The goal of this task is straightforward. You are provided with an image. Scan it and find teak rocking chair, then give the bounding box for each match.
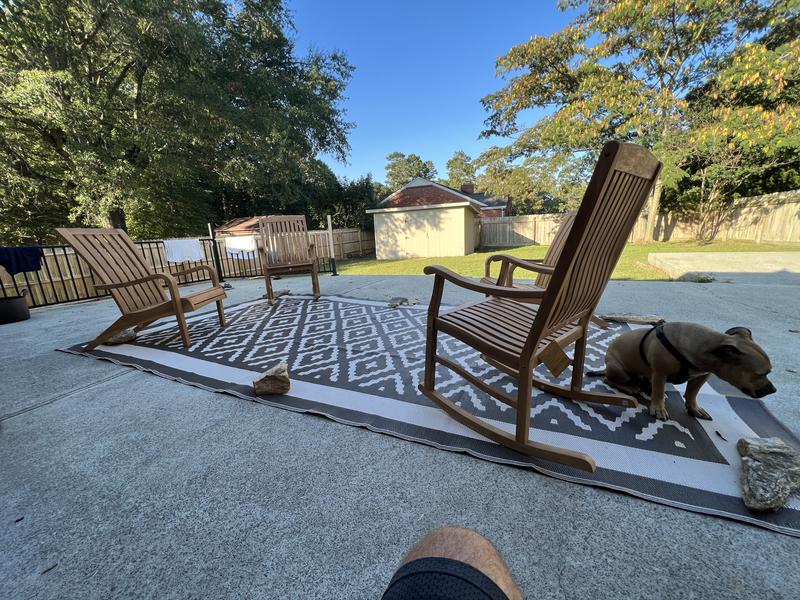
[418,142,662,472]
[481,213,610,329]
[56,228,226,351]
[257,215,320,304]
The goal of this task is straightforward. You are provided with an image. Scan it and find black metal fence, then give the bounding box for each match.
[0,238,333,309]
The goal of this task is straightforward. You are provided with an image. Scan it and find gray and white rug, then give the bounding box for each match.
[61,295,800,536]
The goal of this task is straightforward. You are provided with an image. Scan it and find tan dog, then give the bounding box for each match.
[590,322,776,421]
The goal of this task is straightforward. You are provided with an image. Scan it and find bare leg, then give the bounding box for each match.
[396,527,523,600]
[684,374,712,420]
[648,373,669,421]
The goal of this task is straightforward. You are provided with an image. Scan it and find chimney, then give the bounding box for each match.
[460,183,475,194]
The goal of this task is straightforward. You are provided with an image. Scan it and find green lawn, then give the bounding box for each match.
[338,240,800,281]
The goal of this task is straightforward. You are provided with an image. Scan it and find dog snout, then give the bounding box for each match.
[753,382,776,398]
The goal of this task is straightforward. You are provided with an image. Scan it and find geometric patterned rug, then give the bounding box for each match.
[60,295,800,537]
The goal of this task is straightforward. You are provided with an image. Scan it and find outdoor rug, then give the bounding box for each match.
[61,295,800,537]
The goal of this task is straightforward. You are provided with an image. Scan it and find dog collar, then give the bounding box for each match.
[639,324,703,383]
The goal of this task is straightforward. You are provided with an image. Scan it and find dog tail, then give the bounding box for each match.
[585,369,605,377]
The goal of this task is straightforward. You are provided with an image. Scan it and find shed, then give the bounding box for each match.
[367,178,481,259]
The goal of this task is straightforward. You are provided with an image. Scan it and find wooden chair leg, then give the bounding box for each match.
[174,310,190,347]
[216,299,226,327]
[264,272,275,304]
[311,263,320,300]
[571,333,587,391]
[423,326,438,390]
[515,368,533,444]
[591,315,610,329]
[84,315,132,351]
[133,319,157,332]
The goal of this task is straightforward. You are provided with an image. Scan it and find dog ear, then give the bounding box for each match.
[725,326,752,339]
[712,342,745,360]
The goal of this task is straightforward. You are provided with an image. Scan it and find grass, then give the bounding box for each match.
[338,240,800,281]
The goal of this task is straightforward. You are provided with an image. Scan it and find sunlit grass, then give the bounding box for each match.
[338,240,800,281]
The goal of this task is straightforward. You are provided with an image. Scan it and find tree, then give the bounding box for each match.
[444,150,475,189]
[477,150,590,214]
[658,13,800,239]
[384,152,437,190]
[0,0,352,244]
[480,0,790,235]
[371,180,392,202]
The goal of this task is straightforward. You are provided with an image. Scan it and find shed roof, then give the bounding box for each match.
[215,217,266,235]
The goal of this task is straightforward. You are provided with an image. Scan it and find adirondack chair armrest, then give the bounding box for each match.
[423,265,546,301]
[171,264,220,286]
[96,273,180,299]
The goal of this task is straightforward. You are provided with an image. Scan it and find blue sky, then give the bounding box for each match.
[288,1,576,184]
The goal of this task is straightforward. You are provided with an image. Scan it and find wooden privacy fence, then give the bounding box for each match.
[629,191,800,243]
[480,191,800,247]
[1,228,375,308]
[479,214,568,247]
[307,227,375,260]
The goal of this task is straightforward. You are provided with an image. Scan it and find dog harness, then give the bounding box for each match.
[638,324,703,384]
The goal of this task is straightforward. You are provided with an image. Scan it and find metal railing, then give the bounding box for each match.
[0,238,334,309]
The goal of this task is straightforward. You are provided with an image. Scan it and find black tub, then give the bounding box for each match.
[0,290,30,324]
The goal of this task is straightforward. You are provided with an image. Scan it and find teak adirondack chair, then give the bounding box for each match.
[257,215,320,303]
[418,142,662,472]
[56,228,226,350]
[481,213,610,329]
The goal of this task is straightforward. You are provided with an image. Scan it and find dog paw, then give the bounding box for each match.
[688,406,713,420]
[649,405,670,421]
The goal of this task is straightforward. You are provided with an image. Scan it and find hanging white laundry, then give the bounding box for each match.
[163,238,205,263]
[224,235,257,259]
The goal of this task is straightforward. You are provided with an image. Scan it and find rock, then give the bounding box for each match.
[388,297,419,308]
[262,289,290,304]
[253,362,291,395]
[598,313,665,325]
[737,437,800,511]
[105,328,136,345]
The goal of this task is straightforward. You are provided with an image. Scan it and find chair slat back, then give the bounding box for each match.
[56,228,166,313]
[536,212,576,288]
[258,216,312,267]
[528,142,661,349]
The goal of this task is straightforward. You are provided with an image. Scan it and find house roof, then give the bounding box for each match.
[378,178,486,209]
[468,192,510,209]
[377,178,509,212]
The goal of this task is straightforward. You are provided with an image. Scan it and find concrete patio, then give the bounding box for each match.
[2,273,799,599]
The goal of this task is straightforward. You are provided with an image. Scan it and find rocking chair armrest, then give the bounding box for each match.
[171,264,220,286]
[423,265,545,300]
[96,272,181,299]
[485,254,555,277]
